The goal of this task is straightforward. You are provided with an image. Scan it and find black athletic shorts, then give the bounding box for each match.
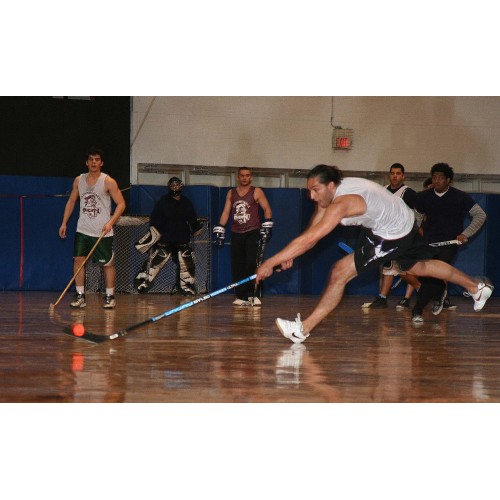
[354,225,439,274]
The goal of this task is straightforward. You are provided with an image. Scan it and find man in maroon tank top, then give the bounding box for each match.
[213,167,273,305]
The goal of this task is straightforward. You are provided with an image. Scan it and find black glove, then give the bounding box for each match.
[213,225,226,246]
[260,219,273,243]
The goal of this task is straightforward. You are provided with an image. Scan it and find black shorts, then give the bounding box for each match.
[354,225,439,274]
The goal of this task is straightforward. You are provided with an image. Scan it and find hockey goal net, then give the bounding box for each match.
[85,215,211,294]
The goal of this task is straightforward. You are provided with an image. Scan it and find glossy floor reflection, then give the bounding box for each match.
[1,291,500,402]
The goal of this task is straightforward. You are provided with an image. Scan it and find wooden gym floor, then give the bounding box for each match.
[1,290,500,402]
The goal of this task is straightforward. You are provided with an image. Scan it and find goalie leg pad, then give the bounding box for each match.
[134,243,172,292]
[135,226,162,254]
[178,244,196,294]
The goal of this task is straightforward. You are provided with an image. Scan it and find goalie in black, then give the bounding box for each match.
[134,177,204,295]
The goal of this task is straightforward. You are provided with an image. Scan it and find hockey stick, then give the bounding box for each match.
[338,241,354,254]
[63,274,257,343]
[339,240,460,287]
[391,277,402,290]
[429,239,461,247]
[249,237,268,306]
[49,231,106,311]
[341,239,461,252]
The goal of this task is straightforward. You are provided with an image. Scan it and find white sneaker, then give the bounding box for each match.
[233,299,250,306]
[248,297,262,306]
[275,313,309,343]
[471,280,494,311]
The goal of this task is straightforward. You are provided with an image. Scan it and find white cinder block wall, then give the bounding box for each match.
[131,96,500,187]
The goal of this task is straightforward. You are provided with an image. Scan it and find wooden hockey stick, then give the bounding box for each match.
[49,231,106,310]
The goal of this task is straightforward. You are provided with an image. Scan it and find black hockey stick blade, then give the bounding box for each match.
[63,326,112,344]
[63,274,257,343]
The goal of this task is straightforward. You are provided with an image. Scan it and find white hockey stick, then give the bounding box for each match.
[429,239,461,247]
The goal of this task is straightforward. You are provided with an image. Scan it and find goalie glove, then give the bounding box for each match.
[260,219,274,243]
[213,225,226,246]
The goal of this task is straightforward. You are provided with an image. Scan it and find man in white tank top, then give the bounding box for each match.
[255,164,493,344]
[58,148,126,309]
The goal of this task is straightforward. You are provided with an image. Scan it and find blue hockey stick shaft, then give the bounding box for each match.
[148,274,257,325]
[338,241,354,254]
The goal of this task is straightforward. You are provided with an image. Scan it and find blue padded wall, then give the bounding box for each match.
[1,175,75,291]
[485,194,500,297]
[1,174,498,296]
[23,197,76,291]
[0,196,21,290]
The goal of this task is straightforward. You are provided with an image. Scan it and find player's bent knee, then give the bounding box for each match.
[103,252,115,267]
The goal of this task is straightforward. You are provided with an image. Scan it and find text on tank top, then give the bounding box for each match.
[230,186,261,233]
[76,172,113,237]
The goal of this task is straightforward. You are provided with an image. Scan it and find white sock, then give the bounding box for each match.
[76,286,84,294]
[106,288,114,296]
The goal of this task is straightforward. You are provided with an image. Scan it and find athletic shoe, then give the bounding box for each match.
[443,298,456,310]
[472,280,494,312]
[233,299,250,306]
[368,296,387,309]
[396,298,410,310]
[248,297,262,306]
[103,294,116,309]
[276,313,309,344]
[432,288,448,316]
[412,313,424,323]
[179,287,196,296]
[70,292,86,308]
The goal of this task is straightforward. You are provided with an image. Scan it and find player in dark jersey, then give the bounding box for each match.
[213,167,273,306]
[411,163,487,322]
[134,177,204,295]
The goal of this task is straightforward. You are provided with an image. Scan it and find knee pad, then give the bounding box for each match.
[178,244,195,291]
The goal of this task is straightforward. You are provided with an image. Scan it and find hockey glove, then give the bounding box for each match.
[213,225,226,246]
[260,219,274,243]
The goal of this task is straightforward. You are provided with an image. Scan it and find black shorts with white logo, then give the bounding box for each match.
[353,225,438,275]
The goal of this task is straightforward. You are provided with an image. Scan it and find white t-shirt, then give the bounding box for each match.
[334,177,414,240]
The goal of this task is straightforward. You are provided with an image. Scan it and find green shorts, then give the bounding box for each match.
[74,232,114,265]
